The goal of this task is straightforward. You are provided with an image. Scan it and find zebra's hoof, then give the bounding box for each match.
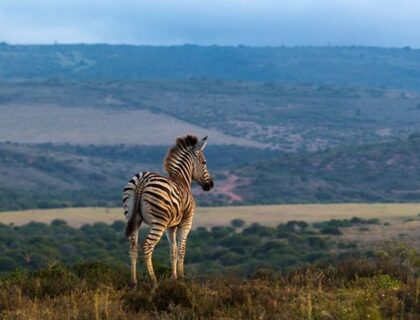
[128,282,137,290]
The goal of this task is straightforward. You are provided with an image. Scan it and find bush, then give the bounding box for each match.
[72,262,129,289]
[123,280,192,312]
[0,257,18,272]
[307,236,328,249]
[51,219,67,227]
[230,218,245,228]
[320,226,342,235]
[13,266,81,298]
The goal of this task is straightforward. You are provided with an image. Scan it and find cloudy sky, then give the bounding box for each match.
[0,0,419,47]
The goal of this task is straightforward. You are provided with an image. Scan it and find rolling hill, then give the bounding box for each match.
[0,142,279,211]
[1,135,420,211]
[1,44,420,89]
[1,44,420,210]
[1,81,420,151]
[233,135,420,203]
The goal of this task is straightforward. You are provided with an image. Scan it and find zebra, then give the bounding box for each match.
[122,134,214,286]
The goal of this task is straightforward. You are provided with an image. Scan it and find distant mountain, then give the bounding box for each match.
[1,44,420,89]
[232,135,420,204]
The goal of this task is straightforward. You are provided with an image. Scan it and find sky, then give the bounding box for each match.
[0,0,419,47]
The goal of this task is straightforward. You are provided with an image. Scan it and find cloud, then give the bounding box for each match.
[0,0,419,47]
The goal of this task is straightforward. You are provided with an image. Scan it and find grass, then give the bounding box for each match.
[1,203,419,228]
[0,244,418,320]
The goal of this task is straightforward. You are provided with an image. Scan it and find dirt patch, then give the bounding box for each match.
[214,173,250,203]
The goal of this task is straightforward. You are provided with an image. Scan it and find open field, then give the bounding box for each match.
[1,203,419,228]
[0,104,262,147]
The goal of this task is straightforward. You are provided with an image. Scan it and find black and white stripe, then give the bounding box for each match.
[123,135,213,285]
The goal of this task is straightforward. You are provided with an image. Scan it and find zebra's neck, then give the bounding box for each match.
[165,152,193,188]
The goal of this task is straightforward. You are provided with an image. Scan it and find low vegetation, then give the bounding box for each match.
[0,243,418,319]
[0,217,400,276]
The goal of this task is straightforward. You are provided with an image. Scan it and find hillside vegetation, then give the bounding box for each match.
[2,136,420,210]
[234,135,420,203]
[0,142,278,211]
[1,44,420,89]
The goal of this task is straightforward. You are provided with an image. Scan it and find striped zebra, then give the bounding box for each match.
[122,135,214,286]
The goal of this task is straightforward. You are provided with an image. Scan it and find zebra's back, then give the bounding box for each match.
[123,171,185,236]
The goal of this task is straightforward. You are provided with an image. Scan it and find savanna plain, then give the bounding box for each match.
[0,44,420,319]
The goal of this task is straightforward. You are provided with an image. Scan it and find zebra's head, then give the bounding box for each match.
[164,134,214,190]
[192,136,214,191]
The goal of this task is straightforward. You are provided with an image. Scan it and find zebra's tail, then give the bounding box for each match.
[123,172,146,238]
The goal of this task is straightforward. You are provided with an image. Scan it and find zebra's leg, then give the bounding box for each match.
[128,228,140,289]
[142,223,166,284]
[165,227,178,280]
[176,223,192,279]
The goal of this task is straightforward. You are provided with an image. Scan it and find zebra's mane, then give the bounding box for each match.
[163,134,198,174]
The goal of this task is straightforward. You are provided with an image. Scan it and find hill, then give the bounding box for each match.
[1,44,420,89]
[0,142,279,211]
[2,136,420,210]
[233,135,420,203]
[1,81,420,150]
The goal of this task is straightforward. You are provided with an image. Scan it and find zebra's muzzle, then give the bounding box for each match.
[202,179,214,191]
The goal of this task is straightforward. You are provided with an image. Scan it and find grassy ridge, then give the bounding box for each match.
[0,245,418,319]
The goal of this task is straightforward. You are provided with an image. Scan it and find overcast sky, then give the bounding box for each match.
[0,0,419,47]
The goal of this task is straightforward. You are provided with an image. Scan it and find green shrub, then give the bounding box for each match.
[320,226,342,235]
[0,257,18,272]
[230,218,245,228]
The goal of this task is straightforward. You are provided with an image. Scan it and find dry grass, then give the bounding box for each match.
[1,203,419,228]
[342,220,420,249]
[0,248,419,320]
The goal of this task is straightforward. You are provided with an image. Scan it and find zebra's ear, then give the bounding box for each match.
[194,136,208,152]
